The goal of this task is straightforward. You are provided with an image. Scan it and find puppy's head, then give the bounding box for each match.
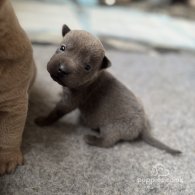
[47,24,111,89]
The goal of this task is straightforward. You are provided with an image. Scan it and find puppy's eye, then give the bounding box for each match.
[84,64,91,71]
[60,44,66,51]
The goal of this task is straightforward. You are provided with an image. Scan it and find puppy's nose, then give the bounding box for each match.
[58,64,69,77]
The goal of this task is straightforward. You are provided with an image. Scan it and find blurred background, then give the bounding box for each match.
[13,0,195,53]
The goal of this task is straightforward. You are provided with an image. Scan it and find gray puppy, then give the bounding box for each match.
[35,25,181,155]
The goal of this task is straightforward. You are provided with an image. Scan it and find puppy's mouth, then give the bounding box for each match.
[50,74,65,86]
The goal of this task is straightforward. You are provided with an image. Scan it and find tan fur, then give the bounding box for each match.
[0,0,36,175]
[35,25,181,155]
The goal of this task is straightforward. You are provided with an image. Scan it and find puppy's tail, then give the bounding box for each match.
[141,131,182,155]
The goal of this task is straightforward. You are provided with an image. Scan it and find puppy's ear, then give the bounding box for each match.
[101,56,111,69]
[62,24,71,37]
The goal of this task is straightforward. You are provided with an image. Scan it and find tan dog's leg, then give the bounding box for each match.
[0,94,28,175]
[29,61,37,90]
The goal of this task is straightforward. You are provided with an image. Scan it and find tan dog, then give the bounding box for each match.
[35,24,181,155]
[0,0,36,175]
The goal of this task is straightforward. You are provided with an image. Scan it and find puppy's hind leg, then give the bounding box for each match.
[84,125,121,148]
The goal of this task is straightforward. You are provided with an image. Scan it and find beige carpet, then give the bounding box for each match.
[0,45,195,195]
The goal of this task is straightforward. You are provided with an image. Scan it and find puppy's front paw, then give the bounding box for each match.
[0,149,24,176]
[34,116,50,126]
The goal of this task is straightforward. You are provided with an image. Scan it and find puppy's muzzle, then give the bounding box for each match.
[57,64,69,77]
[50,63,69,84]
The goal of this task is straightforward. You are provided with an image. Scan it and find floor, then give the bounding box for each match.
[0,45,195,195]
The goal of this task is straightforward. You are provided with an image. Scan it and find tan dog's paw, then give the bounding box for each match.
[34,116,50,126]
[0,149,24,176]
